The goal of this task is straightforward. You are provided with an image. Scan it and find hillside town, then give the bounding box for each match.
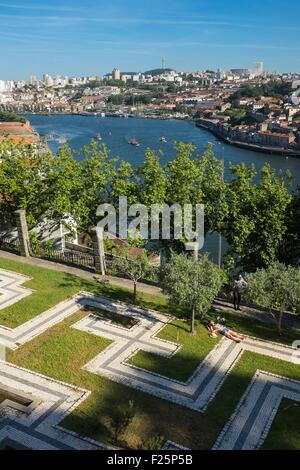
[0,63,300,154]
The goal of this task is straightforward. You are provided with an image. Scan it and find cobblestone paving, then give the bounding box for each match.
[213,370,300,450]
[0,269,33,310]
[0,361,107,450]
[0,268,299,449]
[73,313,298,413]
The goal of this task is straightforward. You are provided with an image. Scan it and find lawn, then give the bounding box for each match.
[261,398,300,450]
[128,319,221,382]
[129,311,300,381]
[2,256,300,449]
[0,258,170,328]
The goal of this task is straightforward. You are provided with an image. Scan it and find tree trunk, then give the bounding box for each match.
[277,309,284,335]
[190,305,196,334]
[133,281,137,302]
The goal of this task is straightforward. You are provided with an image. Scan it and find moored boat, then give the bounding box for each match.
[129,138,140,147]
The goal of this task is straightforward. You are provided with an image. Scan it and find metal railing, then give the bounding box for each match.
[0,235,20,254]
[30,246,95,272]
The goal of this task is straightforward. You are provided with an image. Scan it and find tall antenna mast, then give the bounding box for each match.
[162,57,166,70]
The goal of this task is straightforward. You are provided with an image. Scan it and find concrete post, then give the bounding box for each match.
[91,227,106,275]
[15,210,30,257]
[185,241,199,260]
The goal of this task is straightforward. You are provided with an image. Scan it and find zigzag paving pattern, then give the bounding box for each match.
[213,371,300,450]
[0,361,107,450]
[72,311,299,412]
[0,269,33,310]
[0,268,299,449]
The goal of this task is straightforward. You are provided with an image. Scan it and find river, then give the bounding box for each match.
[26,114,300,263]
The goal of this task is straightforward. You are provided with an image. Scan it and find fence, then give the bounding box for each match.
[30,246,95,272]
[104,252,124,269]
[0,235,20,254]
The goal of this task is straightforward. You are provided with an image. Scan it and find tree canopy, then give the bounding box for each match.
[245,262,300,334]
[161,252,225,333]
[0,138,297,274]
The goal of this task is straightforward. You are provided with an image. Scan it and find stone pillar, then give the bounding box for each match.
[15,210,30,257]
[91,227,106,275]
[185,241,199,260]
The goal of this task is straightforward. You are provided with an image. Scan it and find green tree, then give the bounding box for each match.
[44,145,84,224]
[79,142,118,230]
[107,94,124,105]
[109,160,137,205]
[223,163,291,271]
[245,262,300,335]
[125,94,152,106]
[161,252,225,334]
[110,400,136,443]
[0,111,26,123]
[136,149,166,206]
[174,103,192,115]
[163,143,227,251]
[0,140,86,231]
[0,141,50,226]
[278,187,300,265]
[140,435,165,450]
[112,250,151,301]
[194,145,228,235]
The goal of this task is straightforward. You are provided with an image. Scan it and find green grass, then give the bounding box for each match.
[129,311,299,382]
[128,320,220,382]
[0,260,94,328]
[215,309,300,346]
[261,399,300,450]
[2,257,300,449]
[0,258,171,328]
[8,309,300,450]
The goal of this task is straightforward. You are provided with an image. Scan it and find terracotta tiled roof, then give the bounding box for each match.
[0,121,39,145]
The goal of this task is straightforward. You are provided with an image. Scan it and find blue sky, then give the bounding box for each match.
[0,0,299,79]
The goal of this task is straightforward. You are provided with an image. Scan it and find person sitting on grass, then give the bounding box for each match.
[207,320,245,343]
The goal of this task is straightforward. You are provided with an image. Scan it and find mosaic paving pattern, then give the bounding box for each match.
[0,361,107,450]
[213,370,300,450]
[0,268,299,449]
[73,312,242,412]
[73,315,298,413]
[0,269,33,310]
[0,268,297,413]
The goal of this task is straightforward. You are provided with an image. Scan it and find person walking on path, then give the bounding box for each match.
[233,273,247,311]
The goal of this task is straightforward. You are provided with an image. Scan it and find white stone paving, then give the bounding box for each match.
[0,360,108,450]
[74,311,241,411]
[0,269,33,311]
[72,313,299,413]
[0,267,299,449]
[212,370,300,450]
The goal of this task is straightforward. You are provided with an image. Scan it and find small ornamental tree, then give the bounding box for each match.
[161,252,225,334]
[244,262,300,335]
[112,250,151,301]
[110,400,136,443]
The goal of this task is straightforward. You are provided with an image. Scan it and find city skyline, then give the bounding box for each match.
[0,0,300,80]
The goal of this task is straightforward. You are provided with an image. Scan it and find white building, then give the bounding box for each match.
[252,62,264,77]
[29,75,38,86]
[112,68,121,81]
[0,80,14,92]
[43,74,54,87]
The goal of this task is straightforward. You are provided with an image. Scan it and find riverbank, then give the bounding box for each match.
[25,111,192,121]
[196,121,300,158]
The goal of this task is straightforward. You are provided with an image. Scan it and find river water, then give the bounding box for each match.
[27,114,300,262]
